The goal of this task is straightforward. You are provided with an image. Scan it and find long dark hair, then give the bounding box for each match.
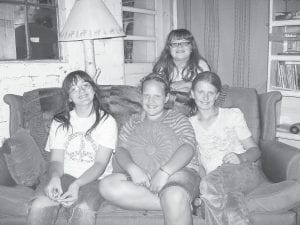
[54,70,108,135]
[189,71,222,115]
[153,29,209,83]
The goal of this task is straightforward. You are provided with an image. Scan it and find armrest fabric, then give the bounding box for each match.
[260,140,300,183]
[259,91,282,141]
[3,94,24,136]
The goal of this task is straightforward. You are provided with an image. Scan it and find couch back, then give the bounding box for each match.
[5,85,262,161]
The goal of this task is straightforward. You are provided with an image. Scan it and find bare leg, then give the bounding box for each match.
[26,196,60,225]
[160,186,193,225]
[99,173,161,210]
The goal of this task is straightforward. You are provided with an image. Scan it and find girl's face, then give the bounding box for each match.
[142,80,169,120]
[191,81,219,111]
[68,78,95,107]
[169,38,192,62]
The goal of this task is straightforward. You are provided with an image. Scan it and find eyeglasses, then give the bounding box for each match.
[169,41,191,48]
[69,83,93,94]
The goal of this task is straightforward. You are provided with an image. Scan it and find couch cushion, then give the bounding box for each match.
[23,88,64,161]
[2,128,46,187]
[0,147,16,186]
[0,185,34,216]
[97,85,143,128]
[221,87,260,143]
[247,180,300,213]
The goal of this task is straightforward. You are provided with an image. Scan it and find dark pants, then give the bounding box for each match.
[26,174,104,225]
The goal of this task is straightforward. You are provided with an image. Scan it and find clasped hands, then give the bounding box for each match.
[44,177,79,207]
[128,165,169,194]
[222,152,243,164]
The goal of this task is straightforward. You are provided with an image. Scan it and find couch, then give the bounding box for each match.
[1,84,300,225]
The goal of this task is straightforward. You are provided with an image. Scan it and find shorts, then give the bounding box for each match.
[34,173,104,211]
[126,167,200,203]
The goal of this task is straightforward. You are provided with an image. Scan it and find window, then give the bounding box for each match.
[122,0,156,64]
[122,0,171,85]
[0,0,59,61]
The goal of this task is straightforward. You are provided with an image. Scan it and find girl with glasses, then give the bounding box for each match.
[153,29,210,93]
[27,70,118,225]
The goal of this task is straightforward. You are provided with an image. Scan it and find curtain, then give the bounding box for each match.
[190,0,268,92]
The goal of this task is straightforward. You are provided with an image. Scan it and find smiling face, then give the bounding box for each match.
[142,80,169,120]
[169,38,192,62]
[68,77,95,108]
[191,81,219,111]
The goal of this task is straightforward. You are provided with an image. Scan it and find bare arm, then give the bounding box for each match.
[116,147,150,186]
[223,136,261,164]
[59,146,113,206]
[239,136,261,163]
[161,143,194,175]
[74,146,113,187]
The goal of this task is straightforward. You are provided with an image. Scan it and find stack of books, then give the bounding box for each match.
[275,61,300,90]
[283,26,300,54]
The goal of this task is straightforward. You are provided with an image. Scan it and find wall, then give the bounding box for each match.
[0,0,124,144]
[189,0,269,92]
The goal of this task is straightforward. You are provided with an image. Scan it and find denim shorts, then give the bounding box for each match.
[126,167,200,203]
[35,174,104,211]
[159,167,200,202]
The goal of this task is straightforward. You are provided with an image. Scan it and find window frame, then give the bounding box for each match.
[0,0,62,62]
[122,0,172,86]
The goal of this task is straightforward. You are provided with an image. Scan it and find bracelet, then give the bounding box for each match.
[160,167,170,176]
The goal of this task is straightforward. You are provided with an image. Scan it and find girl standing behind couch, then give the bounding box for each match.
[153,29,210,93]
[99,73,200,225]
[26,70,118,225]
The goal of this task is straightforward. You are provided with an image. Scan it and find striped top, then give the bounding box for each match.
[117,109,199,175]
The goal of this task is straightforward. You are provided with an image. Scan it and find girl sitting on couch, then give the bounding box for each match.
[26,70,118,225]
[99,73,200,225]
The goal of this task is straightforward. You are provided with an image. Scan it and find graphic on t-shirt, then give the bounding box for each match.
[64,132,97,163]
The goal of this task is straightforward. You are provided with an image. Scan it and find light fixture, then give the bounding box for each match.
[60,0,125,82]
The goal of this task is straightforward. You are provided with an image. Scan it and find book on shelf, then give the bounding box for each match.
[275,61,300,90]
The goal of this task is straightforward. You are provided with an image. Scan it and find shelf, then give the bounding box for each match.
[271,20,300,27]
[276,130,300,141]
[270,55,300,61]
[268,87,300,97]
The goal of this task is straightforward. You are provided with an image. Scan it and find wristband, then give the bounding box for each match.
[160,167,170,176]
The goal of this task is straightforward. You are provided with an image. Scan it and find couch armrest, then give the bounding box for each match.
[259,91,282,141]
[260,140,300,183]
[3,94,24,136]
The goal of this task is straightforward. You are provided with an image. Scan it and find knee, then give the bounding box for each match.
[30,196,58,210]
[160,186,190,212]
[99,175,123,201]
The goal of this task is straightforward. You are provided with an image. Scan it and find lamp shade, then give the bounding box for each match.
[60,0,124,41]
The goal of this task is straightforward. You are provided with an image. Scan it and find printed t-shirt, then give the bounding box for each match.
[45,110,118,179]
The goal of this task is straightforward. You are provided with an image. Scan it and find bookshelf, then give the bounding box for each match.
[268,0,300,148]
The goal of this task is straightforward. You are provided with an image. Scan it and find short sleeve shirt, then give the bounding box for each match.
[189,108,251,174]
[117,109,199,175]
[45,110,118,179]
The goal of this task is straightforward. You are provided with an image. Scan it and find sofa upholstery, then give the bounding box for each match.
[1,85,300,225]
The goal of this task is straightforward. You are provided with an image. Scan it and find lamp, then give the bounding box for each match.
[60,0,125,81]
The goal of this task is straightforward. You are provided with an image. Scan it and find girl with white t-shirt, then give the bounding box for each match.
[189,71,262,225]
[27,70,118,225]
[189,72,300,225]
[153,29,210,93]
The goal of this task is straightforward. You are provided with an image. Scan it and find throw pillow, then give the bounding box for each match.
[123,120,180,176]
[3,128,46,187]
[0,146,16,186]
